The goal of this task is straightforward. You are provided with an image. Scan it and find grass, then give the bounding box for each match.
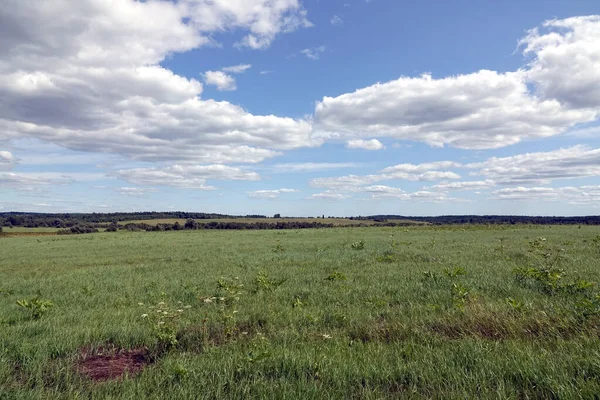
[118,217,427,226]
[1,225,600,398]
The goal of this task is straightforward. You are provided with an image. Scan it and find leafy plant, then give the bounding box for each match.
[141,301,189,350]
[272,241,285,253]
[325,271,347,281]
[443,267,466,278]
[505,297,525,312]
[16,297,54,319]
[254,272,287,292]
[351,240,365,250]
[451,283,472,311]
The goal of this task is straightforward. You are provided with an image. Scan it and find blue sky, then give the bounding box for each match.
[1,0,600,216]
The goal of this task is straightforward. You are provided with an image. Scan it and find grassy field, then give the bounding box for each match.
[1,225,600,398]
[118,217,427,226]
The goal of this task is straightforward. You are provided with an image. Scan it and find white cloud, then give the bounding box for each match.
[330,15,343,26]
[429,180,496,191]
[0,151,15,170]
[310,192,350,200]
[467,145,600,185]
[116,187,158,196]
[311,161,461,189]
[314,16,600,149]
[0,0,316,169]
[346,139,384,150]
[115,164,260,189]
[362,186,465,202]
[271,162,360,172]
[300,45,326,60]
[0,172,106,190]
[247,188,299,199]
[203,70,237,91]
[492,186,600,205]
[222,64,252,74]
[179,0,312,50]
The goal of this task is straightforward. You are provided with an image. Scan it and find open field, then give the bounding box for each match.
[2,225,600,398]
[119,217,428,227]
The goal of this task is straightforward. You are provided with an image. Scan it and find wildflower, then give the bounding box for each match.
[141,314,148,318]
[177,309,184,313]
[184,305,192,309]
[322,334,332,339]
[158,302,166,306]
[203,298,213,303]
[162,311,168,315]
[241,331,248,335]
[138,302,144,306]
[158,321,165,325]
[219,297,225,301]
[177,301,183,304]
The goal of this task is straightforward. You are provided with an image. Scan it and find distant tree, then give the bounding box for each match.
[273,213,281,219]
[184,218,198,230]
[173,221,182,231]
[0,226,3,233]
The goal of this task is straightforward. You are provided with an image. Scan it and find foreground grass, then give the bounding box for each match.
[1,225,600,399]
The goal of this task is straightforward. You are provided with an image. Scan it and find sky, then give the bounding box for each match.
[1,0,600,217]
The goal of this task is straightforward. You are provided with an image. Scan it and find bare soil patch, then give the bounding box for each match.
[77,347,151,382]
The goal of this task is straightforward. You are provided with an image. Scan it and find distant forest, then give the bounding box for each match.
[1,212,600,230]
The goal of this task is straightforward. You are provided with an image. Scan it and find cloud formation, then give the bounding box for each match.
[314,16,600,149]
[346,139,384,150]
[247,188,299,199]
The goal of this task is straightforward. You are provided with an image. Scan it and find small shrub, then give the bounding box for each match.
[443,267,466,278]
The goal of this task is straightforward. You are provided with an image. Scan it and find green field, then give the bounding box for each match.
[119,217,427,226]
[2,225,600,398]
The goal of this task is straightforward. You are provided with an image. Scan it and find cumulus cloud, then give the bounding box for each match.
[311,161,461,189]
[115,164,260,189]
[0,0,316,172]
[203,70,237,91]
[467,145,600,185]
[179,0,312,50]
[0,172,106,190]
[429,180,496,191]
[346,139,384,150]
[0,151,15,170]
[247,188,299,199]
[314,16,600,149]
[271,162,360,172]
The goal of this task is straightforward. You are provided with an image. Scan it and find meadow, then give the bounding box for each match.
[1,225,600,399]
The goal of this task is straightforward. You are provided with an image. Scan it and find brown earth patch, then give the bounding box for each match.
[77,347,151,382]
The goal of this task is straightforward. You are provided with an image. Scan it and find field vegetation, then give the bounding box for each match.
[1,225,600,398]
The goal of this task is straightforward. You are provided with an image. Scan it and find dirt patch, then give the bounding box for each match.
[77,347,151,382]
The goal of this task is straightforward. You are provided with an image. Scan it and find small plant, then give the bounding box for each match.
[593,235,600,252]
[325,271,347,281]
[215,277,245,335]
[16,297,54,319]
[375,250,396,263]
[272,241,285,253]
[451,283,471,311]
[254,271,287,292]
[351,240,365,250]
[443,267,466,278]
[505,297,525,312]
[141,300,189,350]
[422,271,439,283]
[494,237,507,255]
[292,296,305,308]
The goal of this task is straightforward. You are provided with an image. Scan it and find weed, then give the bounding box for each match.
[443,267,466,278]
[325,271,347,281]
[272,241,285,253]
[141,301,189,351]
[505,297,525,312]
[253,272,287,293]
[351,240,365,250]
[451,283,472,311]
[16,297,54,319]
